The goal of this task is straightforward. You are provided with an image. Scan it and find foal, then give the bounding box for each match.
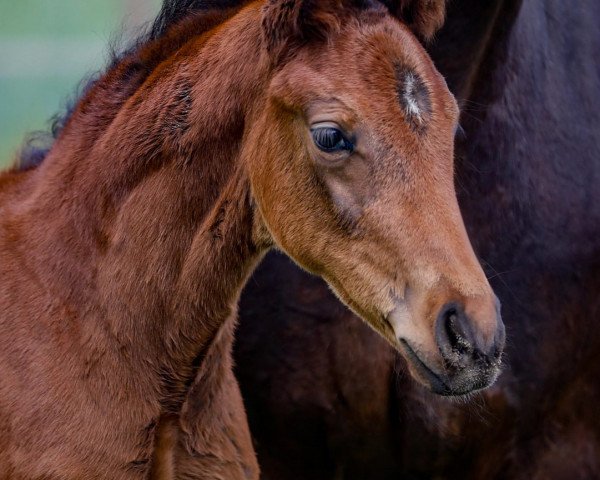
[0,0,504,478]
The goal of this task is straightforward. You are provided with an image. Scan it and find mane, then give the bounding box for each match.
[14,0,246,171]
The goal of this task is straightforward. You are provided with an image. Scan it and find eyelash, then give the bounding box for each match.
[311,127,353,153]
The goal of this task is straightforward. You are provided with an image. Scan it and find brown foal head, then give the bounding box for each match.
[245,0,504,395]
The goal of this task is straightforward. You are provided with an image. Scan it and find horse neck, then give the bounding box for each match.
[19,4,269,382]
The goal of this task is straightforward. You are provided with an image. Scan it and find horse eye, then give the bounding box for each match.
[311,127,353,153]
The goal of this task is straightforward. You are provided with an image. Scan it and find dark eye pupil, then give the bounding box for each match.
[315,128,341,149]
[311,127,350,152]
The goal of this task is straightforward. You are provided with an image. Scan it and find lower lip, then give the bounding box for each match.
[399,340,451,395]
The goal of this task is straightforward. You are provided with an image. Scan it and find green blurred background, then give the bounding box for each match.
[0,0,162,167]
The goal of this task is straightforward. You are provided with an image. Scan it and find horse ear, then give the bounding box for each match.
[382,0,447,40]
[261,0,345,60]
[261,0,446,61]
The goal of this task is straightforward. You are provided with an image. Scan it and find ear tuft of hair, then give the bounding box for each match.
[261,0,446,64]
[384,0,447,40]
[262,0,345,59]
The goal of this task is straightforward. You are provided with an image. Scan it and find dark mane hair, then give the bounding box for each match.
[15,0,245,171]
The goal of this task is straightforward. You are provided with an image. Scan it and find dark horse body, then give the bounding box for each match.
[236,0,600,478]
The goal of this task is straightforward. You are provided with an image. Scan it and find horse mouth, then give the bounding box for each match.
[399,339,499,397]
[399,339,452,395]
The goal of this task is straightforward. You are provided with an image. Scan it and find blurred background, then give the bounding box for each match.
[0,0,161,167]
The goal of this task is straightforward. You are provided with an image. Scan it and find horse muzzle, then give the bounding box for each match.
[391,297,505,396]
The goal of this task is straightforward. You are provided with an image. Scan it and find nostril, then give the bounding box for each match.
[443,307,473,355]
[436,300,504,371]
[435,303,479,367]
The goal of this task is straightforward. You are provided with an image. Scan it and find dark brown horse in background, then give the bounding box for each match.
[0,0,507,478]
[236,0,600,478]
